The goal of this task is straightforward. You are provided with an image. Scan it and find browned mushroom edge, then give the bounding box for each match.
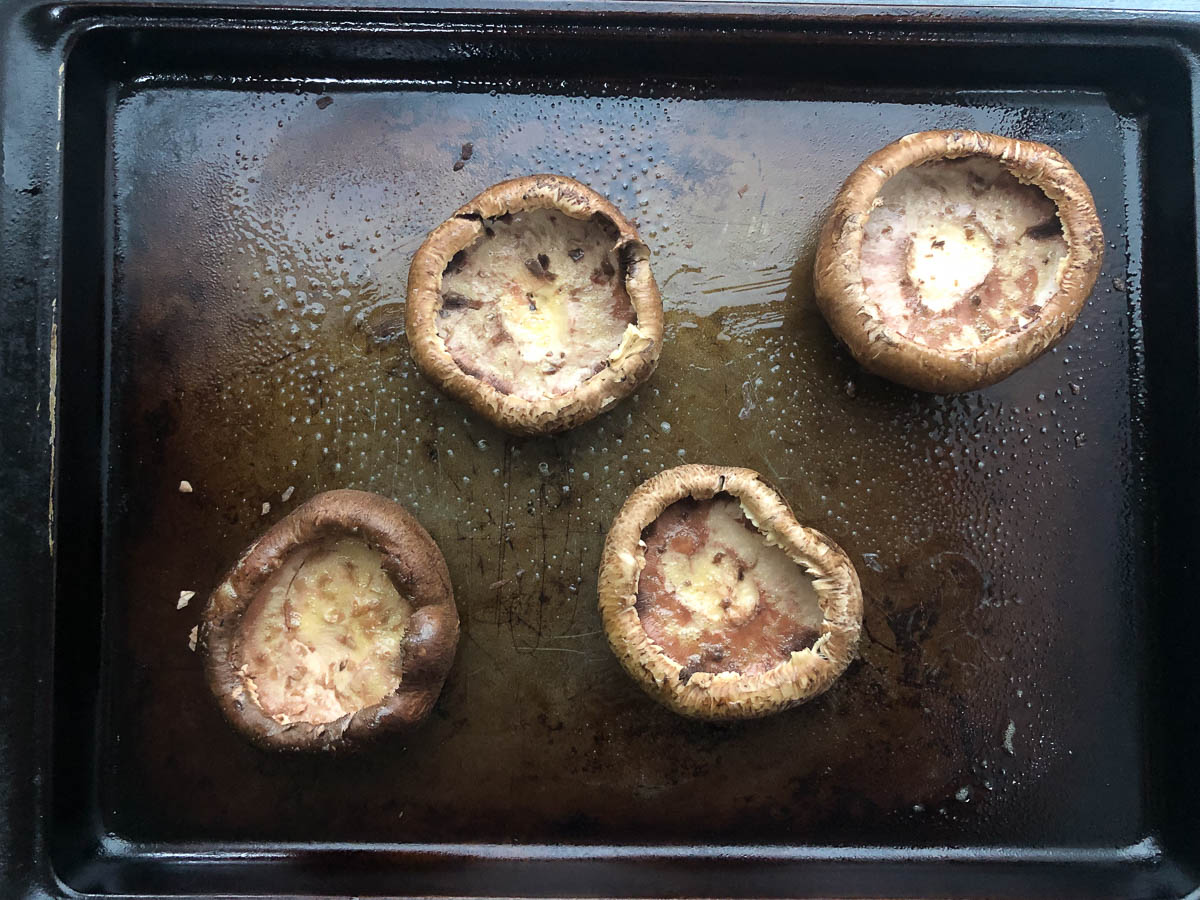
[201,489,459,752]
[405,174,664,436]
[598,464,863,720]
[813,130,1104,393]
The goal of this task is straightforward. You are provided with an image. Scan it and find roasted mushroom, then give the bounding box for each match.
[598,465,862,720]
[814,130,1104,392]
[201,489,458,751]
[406,174,664,435]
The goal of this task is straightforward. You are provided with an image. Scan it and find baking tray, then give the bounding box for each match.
[3,1,1200,897]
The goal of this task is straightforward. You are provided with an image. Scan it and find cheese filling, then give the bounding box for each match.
[635,496,824,676]
[437,209,638,401]
[860,157,1070,352]
[236,537,412,726]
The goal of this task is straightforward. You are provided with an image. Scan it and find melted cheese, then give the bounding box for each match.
[437,209,637,401]
[237,537,412,725]
[860,157,1069,351]
[636,497,823,676]
[906,221,996,313]
[661,547,760,628]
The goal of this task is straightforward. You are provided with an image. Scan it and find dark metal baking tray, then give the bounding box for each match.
[3,0,1200,896]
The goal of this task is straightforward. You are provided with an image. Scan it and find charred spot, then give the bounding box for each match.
[931,238,946,250]
[568,248,585,262]
[427,444,438,463]
[970,294,982,307]
[1024,217,1063,240]
[484,226,495,238]
[441,291,481,311]
[535,711,564,732]
[1023,304,1042,318]
[781,627,820,654]
[601,257,616,278]
[524,256,555,281]
[444,249,469,275]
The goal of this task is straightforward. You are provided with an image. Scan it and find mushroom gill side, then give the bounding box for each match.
[598,464,863,720]
[813,130,1103,393]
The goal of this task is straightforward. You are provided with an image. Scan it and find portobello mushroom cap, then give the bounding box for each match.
[406,174,664,435]
[814,130,1104,392]
[598,464,862,720]
[201,489,459,752]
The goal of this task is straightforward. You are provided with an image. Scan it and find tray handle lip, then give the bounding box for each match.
[17,0,1200,42]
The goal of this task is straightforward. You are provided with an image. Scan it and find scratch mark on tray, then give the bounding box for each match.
[513,646,588,655]
[497,439,513,632]
[465,629,501,668]
[390,394,400,498]
[660,263,704,291]
[699,273,790,296]
[47,320,58,553]
[263,345,301,369]
[336,396,343,474]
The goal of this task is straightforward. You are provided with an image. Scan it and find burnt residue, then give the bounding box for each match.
[1024,217,1064,240]
[102,86,1141,850]
[441,292,482,311]
[444,248,469,275]
[524,254,555,280]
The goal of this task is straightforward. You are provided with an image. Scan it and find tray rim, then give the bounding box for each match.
[3,1,1200,897]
